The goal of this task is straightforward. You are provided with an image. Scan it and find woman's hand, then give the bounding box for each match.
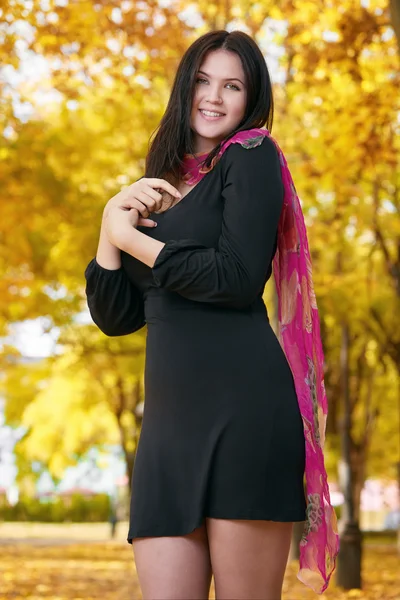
[103,206,146,250]
[104,177,182,222]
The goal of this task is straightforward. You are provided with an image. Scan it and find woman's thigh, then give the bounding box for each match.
[132,522,213,600]
[206,518,293,600]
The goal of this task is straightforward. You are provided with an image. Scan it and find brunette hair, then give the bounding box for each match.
[145,29,274,183]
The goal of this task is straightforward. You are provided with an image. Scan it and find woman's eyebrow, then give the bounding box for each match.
[197,70,244,85]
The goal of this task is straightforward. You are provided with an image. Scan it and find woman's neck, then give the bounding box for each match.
[190,147,213,157]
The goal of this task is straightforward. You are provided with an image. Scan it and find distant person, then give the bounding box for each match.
[108,496,118,539]
[384,509,400,530]
[85,29,339,599]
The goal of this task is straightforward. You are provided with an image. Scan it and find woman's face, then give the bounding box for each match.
[190,49,247,153]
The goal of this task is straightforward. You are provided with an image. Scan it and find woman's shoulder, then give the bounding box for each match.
[220,133,280,174]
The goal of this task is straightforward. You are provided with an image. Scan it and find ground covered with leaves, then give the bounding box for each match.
[0,526,398,599]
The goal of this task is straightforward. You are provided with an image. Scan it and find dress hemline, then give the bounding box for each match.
[127,509,306,543]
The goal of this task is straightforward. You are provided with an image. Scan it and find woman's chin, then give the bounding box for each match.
[192,122,231,145]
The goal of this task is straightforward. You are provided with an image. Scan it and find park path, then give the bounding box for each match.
[0,521,129,545]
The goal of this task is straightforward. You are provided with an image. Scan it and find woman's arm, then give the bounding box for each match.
[96,216,123,270]
[84,218,146,336]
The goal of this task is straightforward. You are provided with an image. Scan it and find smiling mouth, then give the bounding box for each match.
[199,109,226,118]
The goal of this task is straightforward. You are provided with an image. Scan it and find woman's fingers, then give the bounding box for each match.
[135,191,158,213]
[139,186,163,203]
[138,217,157,228]
[130,198,152,218]
[105,177,180,218]
[127,208,157,228]
[145,178,181,199]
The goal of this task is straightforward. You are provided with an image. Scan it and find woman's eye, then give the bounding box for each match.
[195,78,240,91]
[196,77,240,92]
[226,83,240,91]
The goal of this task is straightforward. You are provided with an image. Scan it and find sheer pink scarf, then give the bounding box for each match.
[182,128,340,594]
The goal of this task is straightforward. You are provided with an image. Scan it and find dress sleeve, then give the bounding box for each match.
[151,136,284,309]
[84,258,146,336]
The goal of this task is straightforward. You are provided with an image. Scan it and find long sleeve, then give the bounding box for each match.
[84,258,146,336]
[151,136,284,309]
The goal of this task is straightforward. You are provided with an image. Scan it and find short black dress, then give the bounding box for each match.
[84,136,307,542]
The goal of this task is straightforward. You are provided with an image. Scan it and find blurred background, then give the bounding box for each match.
[0,0,399,598]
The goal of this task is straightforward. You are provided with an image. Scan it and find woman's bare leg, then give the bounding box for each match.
[132,522,212,600]
[206,518,293,600]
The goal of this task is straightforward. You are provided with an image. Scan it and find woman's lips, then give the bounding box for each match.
[198,109,225,121]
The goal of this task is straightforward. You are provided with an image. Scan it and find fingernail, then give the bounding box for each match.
[176,191,182,198]
[153,222,158,227]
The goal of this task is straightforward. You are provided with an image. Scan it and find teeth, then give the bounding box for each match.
[200,109,224,117]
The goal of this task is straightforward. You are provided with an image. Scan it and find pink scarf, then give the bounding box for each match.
[182,128,340,594]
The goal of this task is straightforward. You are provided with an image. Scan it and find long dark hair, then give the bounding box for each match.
[145,30,274,185]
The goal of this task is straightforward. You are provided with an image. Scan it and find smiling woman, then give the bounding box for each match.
[144,29,274,199]
[190,51,248,151]
[84,29,338,600]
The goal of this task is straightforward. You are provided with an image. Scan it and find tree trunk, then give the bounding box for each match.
[336,323,363,589]
[397,460,400,554]
[125,449,135,491]
[398,376,400,554]
[289,521,304,561]
[114,376,143,492]
[390,0,400,54]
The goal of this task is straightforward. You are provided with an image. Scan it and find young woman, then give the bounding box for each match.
[85,30,339,600]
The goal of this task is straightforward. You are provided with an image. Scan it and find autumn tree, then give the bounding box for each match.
[1,323,147,490]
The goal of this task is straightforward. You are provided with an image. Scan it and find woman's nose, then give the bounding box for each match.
[206,86,223,104]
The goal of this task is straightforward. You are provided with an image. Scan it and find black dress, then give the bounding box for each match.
[84,136,307,542]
